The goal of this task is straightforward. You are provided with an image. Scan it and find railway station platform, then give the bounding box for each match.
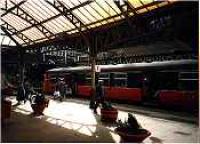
[2,96,199,143]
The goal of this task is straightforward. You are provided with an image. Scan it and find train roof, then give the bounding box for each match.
[47,59,198,73]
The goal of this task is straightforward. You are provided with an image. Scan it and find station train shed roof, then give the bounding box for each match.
[0,0,176,48]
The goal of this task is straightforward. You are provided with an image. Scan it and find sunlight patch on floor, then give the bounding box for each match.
[44,100,97,125]
[44,100,97,136]
[14,108,31,115]
[110,131,121,143]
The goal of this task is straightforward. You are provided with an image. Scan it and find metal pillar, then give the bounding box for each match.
[19,48,25,85]
[89,34,97,109]
[89,56,96,109]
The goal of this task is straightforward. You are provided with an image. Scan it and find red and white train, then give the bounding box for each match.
[43,59,198,111]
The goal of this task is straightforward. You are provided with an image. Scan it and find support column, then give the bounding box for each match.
[19,49,25,85]
[89,56,96,108]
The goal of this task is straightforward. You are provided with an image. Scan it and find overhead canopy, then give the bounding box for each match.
[47,59,198,73]
[0,0,175,47]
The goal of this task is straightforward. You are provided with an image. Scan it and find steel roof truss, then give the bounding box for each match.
[10,0,54,39]
[1,0,26,17]
[1,20,33,45]
[47,0,89,32]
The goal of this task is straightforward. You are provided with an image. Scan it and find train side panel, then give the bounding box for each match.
[77,85,142,103]
[43,74,55,94]
[105,87,142,102]
[77,85,92,98]
[159,90,198,109]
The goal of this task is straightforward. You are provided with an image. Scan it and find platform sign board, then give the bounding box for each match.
[95,66,101,72]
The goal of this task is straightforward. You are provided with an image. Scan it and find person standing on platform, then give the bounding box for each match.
[59,80,66,101]
[94,80,105,114]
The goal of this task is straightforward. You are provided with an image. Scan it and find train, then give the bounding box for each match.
[42,59,198,111]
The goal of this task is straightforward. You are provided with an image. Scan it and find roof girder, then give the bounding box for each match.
[1,0,26,17]
[13,0,92,37]
[114,1,134,27]
[47,0,90,32]
[9,0,54,39]
[1,26,20,46]
[46,0,92,47]
[1,19,34,45]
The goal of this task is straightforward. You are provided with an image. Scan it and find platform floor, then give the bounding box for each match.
[2,97,199,143]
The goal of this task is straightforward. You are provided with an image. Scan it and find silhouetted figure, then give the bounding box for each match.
[17,83,26,104]
[94,80,105,114]
[59,80,66,101]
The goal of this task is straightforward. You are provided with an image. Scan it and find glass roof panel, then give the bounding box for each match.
[47,20,67,33]
[12,35,25,44]
[0,1,5,9]
[57,16,76,29]
[9,39,16,46]
[39,0,59,16]
[62,0,74,8]
[43,22,61,34]
[0,35,5,45]
[62,0,89,8]
[72,9,92,24]
[0,1,5,16]
[96,0,117,16]
[20,3,42,22]
[83,4,103,21]
[2,36,11,45]
[141,0,154,5]
[74,7,98,24]
[63,0,78,8]
[6,0,15,9]
[104,0,121,14]
[128,0,143,8]
[43,16,75,34]
[22,27,45,40]
[62,0,97,24]
[90,2,109,18]
[2,13,31,31]
[21,0,54,22]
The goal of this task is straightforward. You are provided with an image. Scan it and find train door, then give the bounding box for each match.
[143,71,179,103]
[127,72,143,88]
[71,72,86,96]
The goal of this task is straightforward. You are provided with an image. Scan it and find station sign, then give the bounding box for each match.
[95,66,101,72]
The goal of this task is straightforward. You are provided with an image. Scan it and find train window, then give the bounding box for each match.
[153,71,179,90]
[113,73,127,87]
[127,72,143,88]
[114,73,127,78]
[179,79,198,91]
[178,71,198,91]
[99,73,110,78]
[113,79,127,87]
[98,73,110,86]
[178,71,198,80]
